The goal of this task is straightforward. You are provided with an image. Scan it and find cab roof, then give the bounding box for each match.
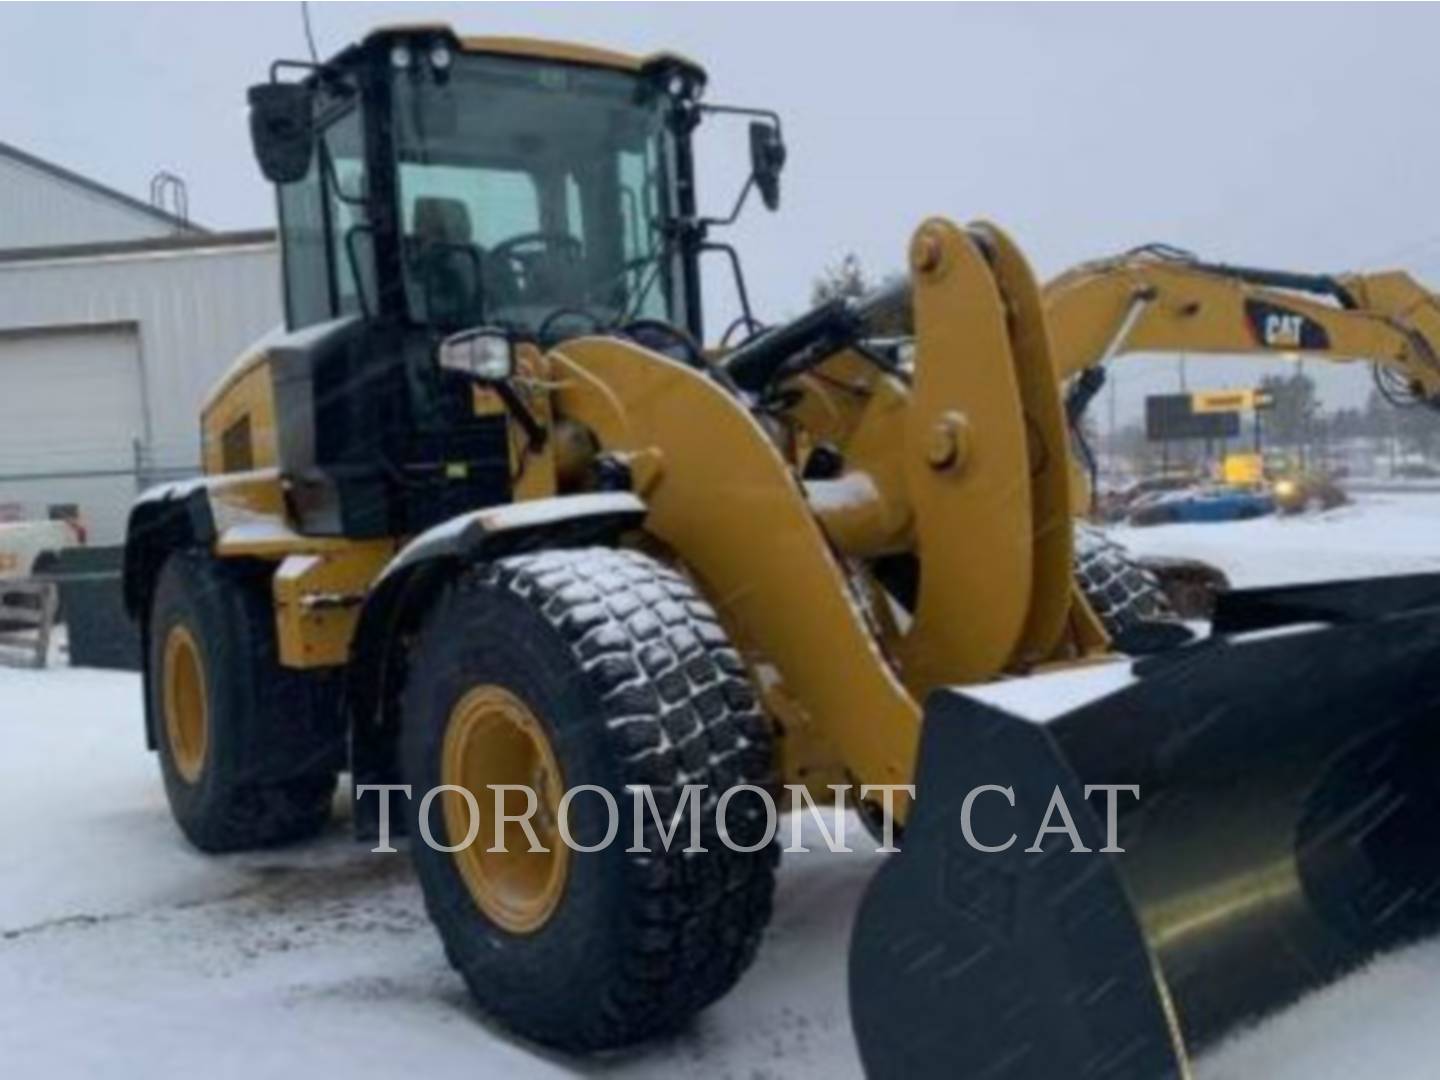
[361,24,706,82]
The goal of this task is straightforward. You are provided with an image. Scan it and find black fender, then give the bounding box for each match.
[123,480,219,751]
[122,480,218,621]
[346,492,647,835]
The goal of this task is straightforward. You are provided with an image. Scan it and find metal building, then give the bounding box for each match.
[0,141,280,543]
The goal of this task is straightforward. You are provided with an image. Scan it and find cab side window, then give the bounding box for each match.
[277,137,328,329]
[324,109,372,317]
[277,105,374,330]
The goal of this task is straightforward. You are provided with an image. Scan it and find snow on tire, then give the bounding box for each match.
[1073,524,1191,653]
[400,546,777,1052]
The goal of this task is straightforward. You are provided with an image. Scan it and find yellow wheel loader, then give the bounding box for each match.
[123,26,1440,1077]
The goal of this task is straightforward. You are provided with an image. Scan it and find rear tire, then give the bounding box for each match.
[401,547,777,1051]
[148,552,341,853]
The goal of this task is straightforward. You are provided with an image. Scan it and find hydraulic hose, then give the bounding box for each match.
[724,279,911,393]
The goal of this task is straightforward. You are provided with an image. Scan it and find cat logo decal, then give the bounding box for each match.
[1244,299,1330,350]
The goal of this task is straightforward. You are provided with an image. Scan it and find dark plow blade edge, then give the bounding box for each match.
[850,573,1440,1079]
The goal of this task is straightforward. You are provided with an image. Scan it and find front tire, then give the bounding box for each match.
[148,552,341,852]
[401,547,777,1051]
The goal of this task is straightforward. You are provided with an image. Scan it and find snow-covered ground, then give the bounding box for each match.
[3,492,1440,1078]
[0,669,872,1079]
[1110,491,1440,589]
[1108,493,1440,1078]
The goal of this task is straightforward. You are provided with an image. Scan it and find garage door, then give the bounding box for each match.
[0,325,146,545]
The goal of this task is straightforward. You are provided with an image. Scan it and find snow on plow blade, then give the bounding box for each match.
[850,574,1440,1079]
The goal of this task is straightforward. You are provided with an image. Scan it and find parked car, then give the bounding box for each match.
[0,518,85,581]
[1128,485,1275,526]
[0,518,86,622]
[1270,472,1348,515]
[1096,471,1205,522]
[1394,462,1440,480]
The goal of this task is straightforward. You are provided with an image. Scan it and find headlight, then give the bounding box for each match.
[438,329,514,382]
[1273,479,1298,499]
[429,44,453,71]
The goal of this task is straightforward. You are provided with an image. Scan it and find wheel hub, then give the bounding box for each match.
[441,685,570,934]
[162,624,209,784]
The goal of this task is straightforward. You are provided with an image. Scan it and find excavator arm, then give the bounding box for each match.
[1045,244,1440,403]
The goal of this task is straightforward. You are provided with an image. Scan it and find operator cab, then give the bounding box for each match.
[256,27,711,339]
[245,26,784,538]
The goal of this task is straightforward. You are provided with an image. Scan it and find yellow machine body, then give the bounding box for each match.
[191,216,1094,805]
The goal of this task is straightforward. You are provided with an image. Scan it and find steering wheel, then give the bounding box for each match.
[537,306,607,346]
[622,318,706,370]
[622,319,742,394]
[487,231,585,307]
[490,231,583,270]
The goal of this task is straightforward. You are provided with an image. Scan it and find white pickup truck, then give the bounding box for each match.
[0,519,84,580]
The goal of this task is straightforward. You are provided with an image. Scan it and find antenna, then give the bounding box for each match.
[300,1,320,64]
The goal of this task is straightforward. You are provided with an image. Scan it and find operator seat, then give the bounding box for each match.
[409,197,483,328]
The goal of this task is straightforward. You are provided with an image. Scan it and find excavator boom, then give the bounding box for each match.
[1046,245,1440,400]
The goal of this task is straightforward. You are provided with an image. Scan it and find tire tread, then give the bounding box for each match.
[409,547,776,1050]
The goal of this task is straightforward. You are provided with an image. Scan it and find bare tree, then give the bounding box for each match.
[811,253,868,306]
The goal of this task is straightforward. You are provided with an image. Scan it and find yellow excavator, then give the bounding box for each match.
[1042,245,1440,615]
[122,26,1440,1078]
[1046,243,1440,506]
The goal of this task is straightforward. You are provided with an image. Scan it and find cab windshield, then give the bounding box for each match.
[391,53,683,337]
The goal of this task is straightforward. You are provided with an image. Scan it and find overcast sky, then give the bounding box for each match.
[4,3,1439,420]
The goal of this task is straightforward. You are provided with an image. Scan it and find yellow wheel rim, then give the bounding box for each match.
[441,685,570,935]
[162,624,208,784]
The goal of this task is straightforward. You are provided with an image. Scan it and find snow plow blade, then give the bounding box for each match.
[850,574,1440,1079]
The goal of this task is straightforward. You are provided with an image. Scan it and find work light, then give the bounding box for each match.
[437,328,514,382]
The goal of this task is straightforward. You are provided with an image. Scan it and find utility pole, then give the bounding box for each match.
[1177,356,1189,473]
[1297,359,1308,470]
[1107,370,1117,476]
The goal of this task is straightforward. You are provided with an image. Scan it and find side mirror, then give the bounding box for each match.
[247,82,316,185]
[749,121,786,212]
